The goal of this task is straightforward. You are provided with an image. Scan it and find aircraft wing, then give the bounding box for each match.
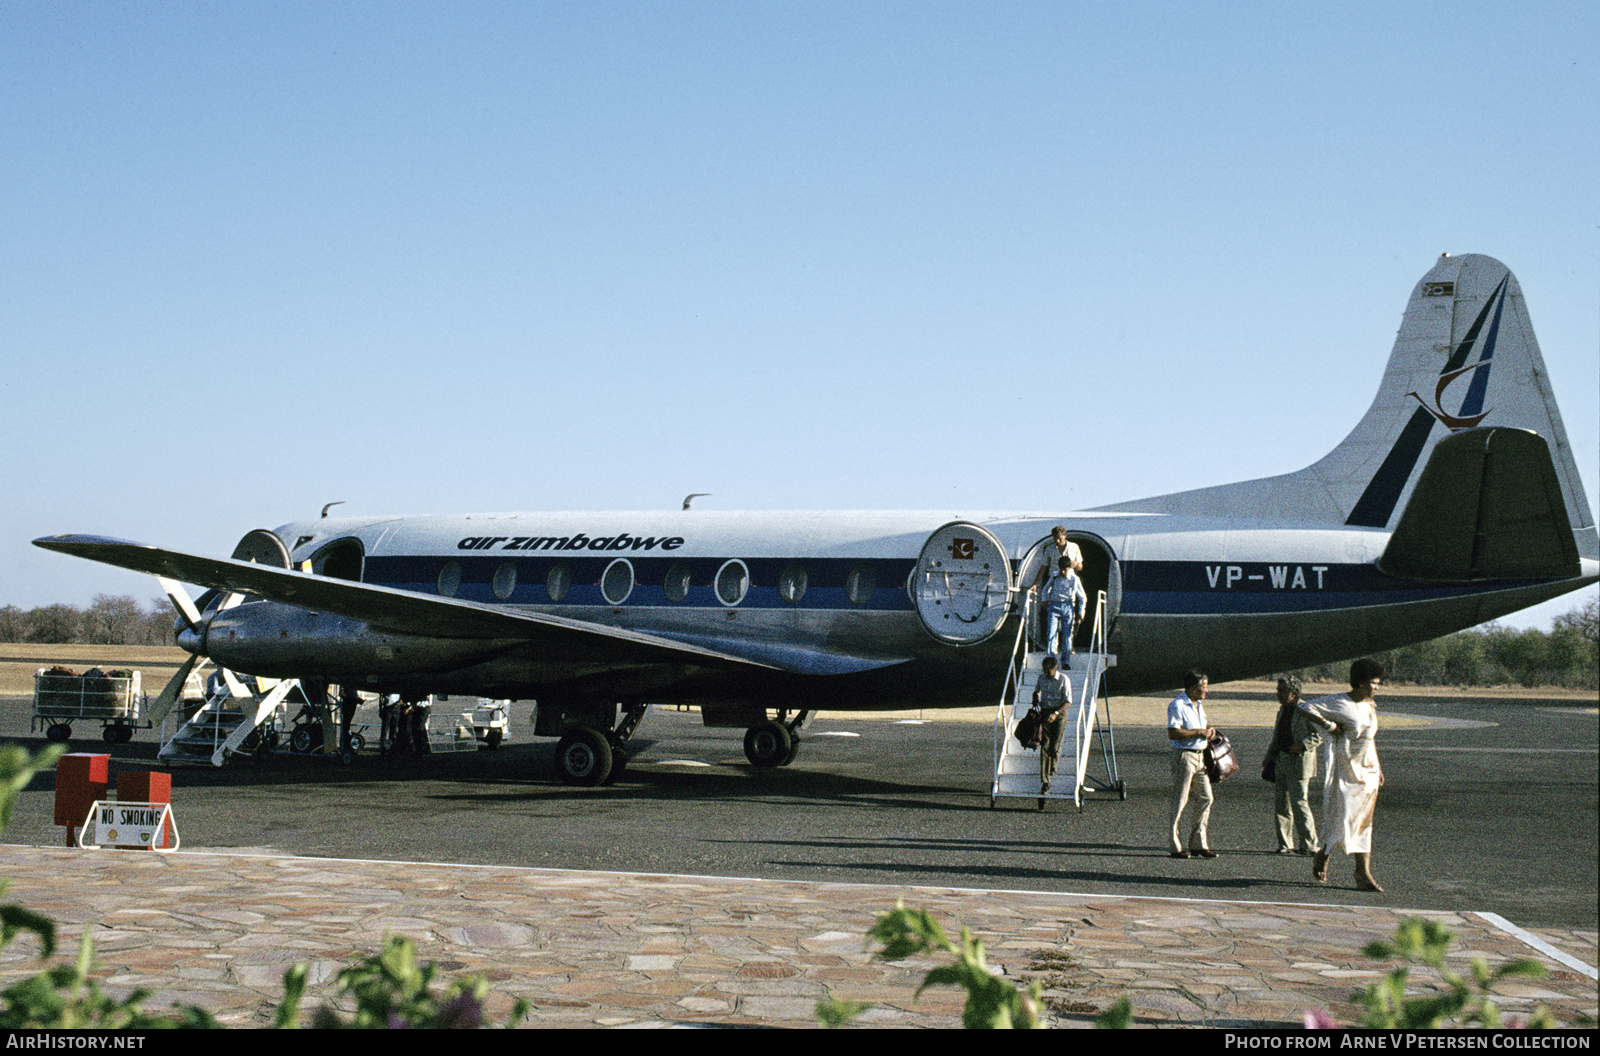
[33,535,903,675]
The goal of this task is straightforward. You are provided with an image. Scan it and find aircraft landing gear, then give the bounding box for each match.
[743,710,809,768]
[546,700,647,787]
[555,728,613,787]
[743,721,791,768]
[603,744,628,785]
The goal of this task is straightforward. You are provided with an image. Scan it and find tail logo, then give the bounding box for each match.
[1405,360,1493,430]
[1403,275,1506,432]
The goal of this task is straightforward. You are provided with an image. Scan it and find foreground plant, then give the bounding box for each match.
[818,900,1042,1028]
[297,934,529,1029]
[1305,918,1554,1029]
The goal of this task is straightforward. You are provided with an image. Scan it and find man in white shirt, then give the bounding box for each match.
[1167,669,1217,858]
[1031,526,1084,588]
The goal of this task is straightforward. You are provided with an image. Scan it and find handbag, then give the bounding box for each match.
[1014,707,1044,750]
[1261,754,1277,783]
[1204,730,1240,783]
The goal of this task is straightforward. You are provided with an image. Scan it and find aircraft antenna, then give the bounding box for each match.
[321,501,345,518]
[682,493,711,510]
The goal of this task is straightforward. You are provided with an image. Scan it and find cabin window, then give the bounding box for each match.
[663,562,691,603]
[602,559,634,604]
[778,562,807,604]
[845,563,875,606]
[437,561,461,598]
[546,562,572,602]
[715,560,749,606]
[491,561,517,600]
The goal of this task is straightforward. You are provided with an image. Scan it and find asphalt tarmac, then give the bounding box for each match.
[2,689,1595,932]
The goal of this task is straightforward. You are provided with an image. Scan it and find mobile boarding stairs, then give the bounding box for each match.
[154,665,301,767]
[991,590,1124,809]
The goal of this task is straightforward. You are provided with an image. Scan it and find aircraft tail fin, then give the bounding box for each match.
[1100,254,1595,553]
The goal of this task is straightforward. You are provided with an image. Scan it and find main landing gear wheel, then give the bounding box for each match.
[603,744,628,785]
[45,724,71,743]
[555,728,613,787]
[743,721,793,768]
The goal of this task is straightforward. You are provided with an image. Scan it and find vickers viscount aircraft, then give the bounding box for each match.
[35,253,1598,785]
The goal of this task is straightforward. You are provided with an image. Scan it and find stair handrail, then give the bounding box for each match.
[211,679,299,766]
[993,584,1034,785]
[1067,590,1109,796]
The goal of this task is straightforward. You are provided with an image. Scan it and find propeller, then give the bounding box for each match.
[146,654,202,726]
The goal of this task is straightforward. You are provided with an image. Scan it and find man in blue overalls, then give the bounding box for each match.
[1040,556,1087,668]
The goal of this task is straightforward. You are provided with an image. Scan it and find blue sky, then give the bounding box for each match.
[3,2,1595,629]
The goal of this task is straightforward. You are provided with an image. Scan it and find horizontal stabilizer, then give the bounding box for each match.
[1377,428,1580,581]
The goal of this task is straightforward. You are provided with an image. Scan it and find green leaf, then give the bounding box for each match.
[1094,997,1133,1029]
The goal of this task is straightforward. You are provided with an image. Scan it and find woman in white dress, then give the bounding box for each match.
[1298,658,1385,892]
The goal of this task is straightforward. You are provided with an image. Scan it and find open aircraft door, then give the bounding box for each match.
[1020,531,1121,651]
[912,522,1015,645]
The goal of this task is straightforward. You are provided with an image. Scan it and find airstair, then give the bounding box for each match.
[991,589,1123,809]
[157,667,299,768]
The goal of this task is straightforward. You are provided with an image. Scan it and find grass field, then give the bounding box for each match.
[1,643,192,697]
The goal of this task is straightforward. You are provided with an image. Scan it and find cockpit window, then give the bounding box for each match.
[309,538,365,581]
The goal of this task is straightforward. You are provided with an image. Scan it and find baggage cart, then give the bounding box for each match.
[33,667,145,744]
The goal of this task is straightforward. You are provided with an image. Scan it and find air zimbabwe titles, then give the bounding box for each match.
[457,534,685,552]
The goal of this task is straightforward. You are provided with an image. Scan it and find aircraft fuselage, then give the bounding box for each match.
[188,508,1593,704]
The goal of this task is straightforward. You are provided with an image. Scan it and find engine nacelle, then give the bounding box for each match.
[195,599,507,679]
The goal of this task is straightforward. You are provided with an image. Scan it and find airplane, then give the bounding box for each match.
[34,253,1598,786]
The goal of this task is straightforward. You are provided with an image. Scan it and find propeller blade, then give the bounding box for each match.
[157,576,203,632]
[147,654,201,726]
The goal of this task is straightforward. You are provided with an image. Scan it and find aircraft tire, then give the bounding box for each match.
[46,724,71,743]
[743,722,792,768]
[603,745,628,785]
[782,737,801,766]
[555,728,613,787]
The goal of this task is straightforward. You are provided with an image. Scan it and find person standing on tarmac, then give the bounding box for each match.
[1265,676,1321,855]
[1168,669,1218,859]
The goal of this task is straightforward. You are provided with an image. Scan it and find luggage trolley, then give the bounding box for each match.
[33,667,146,744]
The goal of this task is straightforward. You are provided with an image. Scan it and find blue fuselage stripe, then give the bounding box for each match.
[362,555,1550,617]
